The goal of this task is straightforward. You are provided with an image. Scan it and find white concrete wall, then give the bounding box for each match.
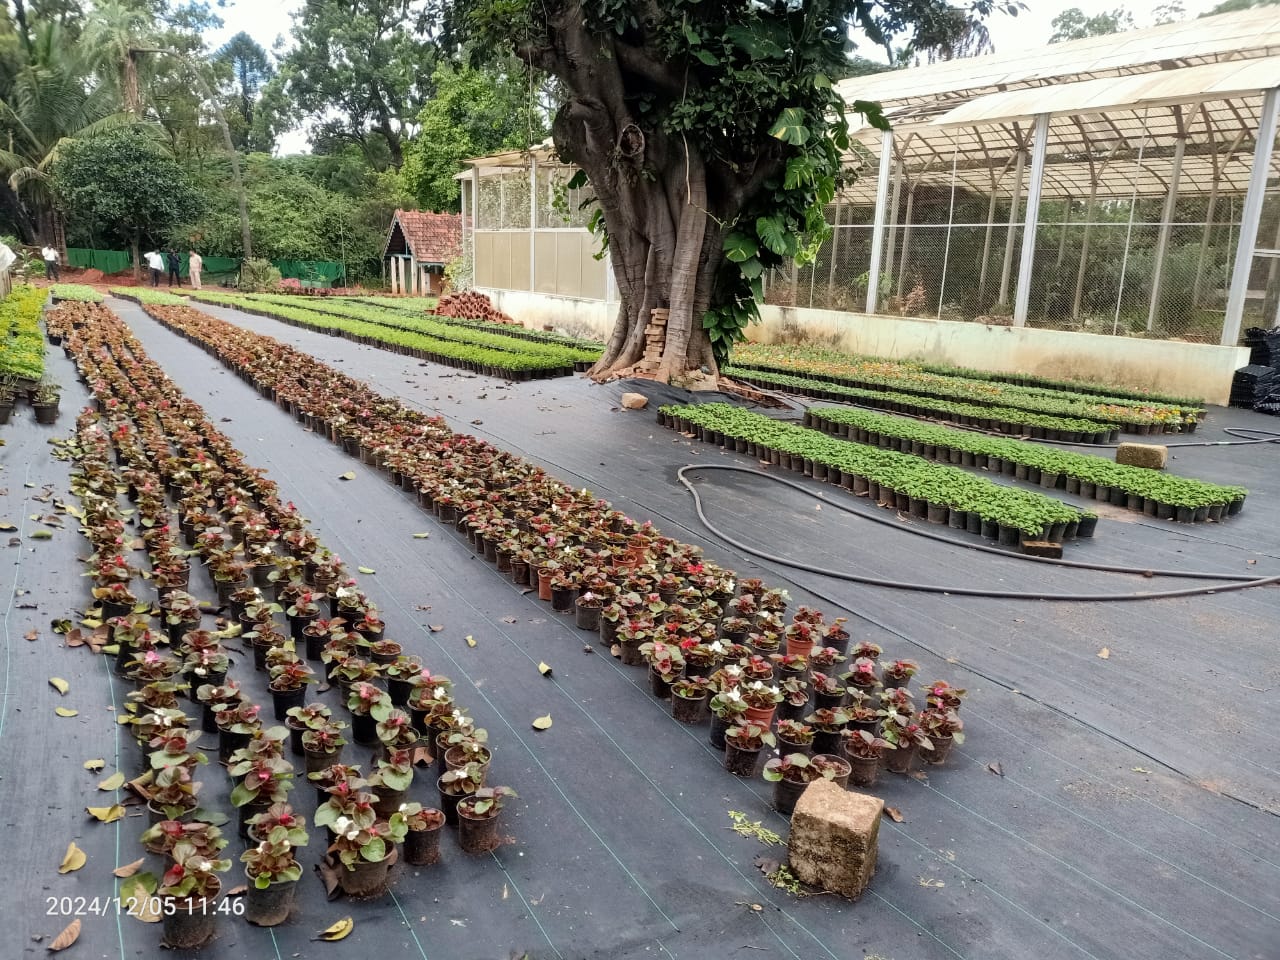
[476,287,616,342]
[477,288,1249,405]
[754,305,1249,405]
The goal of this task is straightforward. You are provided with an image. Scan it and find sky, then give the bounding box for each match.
[205,0,1227,156]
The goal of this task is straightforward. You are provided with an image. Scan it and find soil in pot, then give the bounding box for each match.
[458,808,502,854]
[338,856,392,899]
[405,813,446,865]
[845,753,881,788]
[244,872,297,927]
[772,775,809,815]
[161,885,220,949]
[671,691,706,724]
[723,741,763,777]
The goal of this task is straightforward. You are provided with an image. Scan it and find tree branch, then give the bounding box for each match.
[614,41,682,95]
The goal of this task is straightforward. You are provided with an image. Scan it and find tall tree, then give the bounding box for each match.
[50,126,202,280]
[402,61,545,212]
[446,0,1012,382]
[1203,0,1279,13]
[213,31,274,151]
[80,0,156,115]
[283,0,437,168]
[0,19,125,242]
[1048,7,1134,43]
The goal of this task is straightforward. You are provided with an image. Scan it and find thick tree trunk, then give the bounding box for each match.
[131,232,142,285]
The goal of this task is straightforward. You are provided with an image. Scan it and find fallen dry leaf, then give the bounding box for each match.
[338,471,356,481]
[429,624,443,632]
[82,759,105,772]
[1097,647,1111,660]
[357,566,376,575]
[314,916,354,941]
[86,805,126,823]
[531,713,552,731]
[47,918,81,952]
[464,635,476,647]
[49,677,69,695]
[25,629,38,642]
[537,662,553,677]
[58,842,86,874]
[97,771,125,791]
[412,532,430,539]
[54,707,78,718]
[113,858,145,878]
[225,885,248,897]
[885,806,904,823]
[987,761,1004,777]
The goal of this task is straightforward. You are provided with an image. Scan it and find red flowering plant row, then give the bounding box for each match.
[45,301,498,926]
[130,299,974,798]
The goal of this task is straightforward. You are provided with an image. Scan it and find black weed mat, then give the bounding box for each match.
[0,296,1275,960]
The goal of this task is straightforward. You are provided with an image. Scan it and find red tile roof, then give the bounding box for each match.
[386,209,462,265]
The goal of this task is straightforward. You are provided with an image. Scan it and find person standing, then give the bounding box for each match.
[188,249,203,290]
[166,249,181,287]
[144,250,164,287]
[41,243,60,282]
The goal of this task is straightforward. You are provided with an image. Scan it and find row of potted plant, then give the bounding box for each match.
[347,295,602,352]
[806,406,1246,519]
[905,357,1204,409]
[125,298,980,821]
[245,293,602,365]
[49,299,515,943]
[660,403,1090,542]
[49,283,106,303]
[731,343,1200,430]
[723,365,1118,442]
[179,291,585,378]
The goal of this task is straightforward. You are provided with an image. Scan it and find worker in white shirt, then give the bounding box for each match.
[188,250,203,290]
[41,244,60,282]
[144,250,165,287]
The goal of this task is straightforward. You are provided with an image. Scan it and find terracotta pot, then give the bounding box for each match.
[743,703,776,727]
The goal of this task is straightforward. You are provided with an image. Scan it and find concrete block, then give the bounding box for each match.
[620,392,649,410]
[787,780,883,899]
[1114,442,1167,470]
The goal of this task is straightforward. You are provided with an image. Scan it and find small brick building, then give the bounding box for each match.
[383,209,462,295]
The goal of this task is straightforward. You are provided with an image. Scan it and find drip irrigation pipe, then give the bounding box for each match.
[676,464,1280,602]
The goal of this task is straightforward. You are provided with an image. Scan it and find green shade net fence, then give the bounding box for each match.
[64,249,345,286]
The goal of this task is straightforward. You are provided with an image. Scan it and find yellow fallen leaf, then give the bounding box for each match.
[537,662,553,677]
[412,532,430,539]
[55,707,78,717]
[119,874,161,922]
[338,472,356,481]
[98,771,125,791]
[58,842,86,873]
[357,566,376,575]
[465,635,476,647]
[48,918,81,952]
[1097,647,1110,660]
[532,713,552,731]
[113,858,145,878]
[49,677,69,695]
[30,529,52,540]
[86,804,126,823]
[314,916,354,941]
[83,758,105,771]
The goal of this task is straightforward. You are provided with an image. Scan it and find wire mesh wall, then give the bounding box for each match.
[766,94,1272,344]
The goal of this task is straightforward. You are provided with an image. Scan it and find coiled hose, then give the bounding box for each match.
[676,464,1280,602]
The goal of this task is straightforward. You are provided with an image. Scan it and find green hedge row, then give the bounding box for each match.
[724,365,1117,441]
[182,292,578,377]
[807,406,1245,516]
[660,402,1087,540]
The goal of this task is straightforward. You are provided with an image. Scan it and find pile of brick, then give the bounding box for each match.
[634,307,668,374]
[434,291,516,325]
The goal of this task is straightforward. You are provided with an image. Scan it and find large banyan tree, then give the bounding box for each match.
[446,1,1013,382]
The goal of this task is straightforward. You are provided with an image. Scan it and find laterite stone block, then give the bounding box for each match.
[1115,442,1167,470]
[787,780,883,899]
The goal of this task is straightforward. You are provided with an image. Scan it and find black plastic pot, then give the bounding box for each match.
[723,740,763,777]
[458,808,501,854]
[161,885,220,949]
[772,775,809,815]
[405,819,445,865]
[351,712,378,745]
[709,713,731,750]
[671,692,706,724]
[269,683,305,722]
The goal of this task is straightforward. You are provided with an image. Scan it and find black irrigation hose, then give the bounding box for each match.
[676,464,1280,602]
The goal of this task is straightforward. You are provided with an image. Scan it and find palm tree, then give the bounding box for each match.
[80,0,158,117]
[0,21,128,243]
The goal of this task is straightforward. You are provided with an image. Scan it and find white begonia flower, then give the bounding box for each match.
[769,685,781,696]
[709,640,725,653]
[433,686,447,700]
[332,815,352,836]
[160,714,174,727]
[725,665,742,677]
[399,803,410,812]
[451,708,463,721]
[195,859,211,872]
[749,680,765,691]
[727,688,743,702]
